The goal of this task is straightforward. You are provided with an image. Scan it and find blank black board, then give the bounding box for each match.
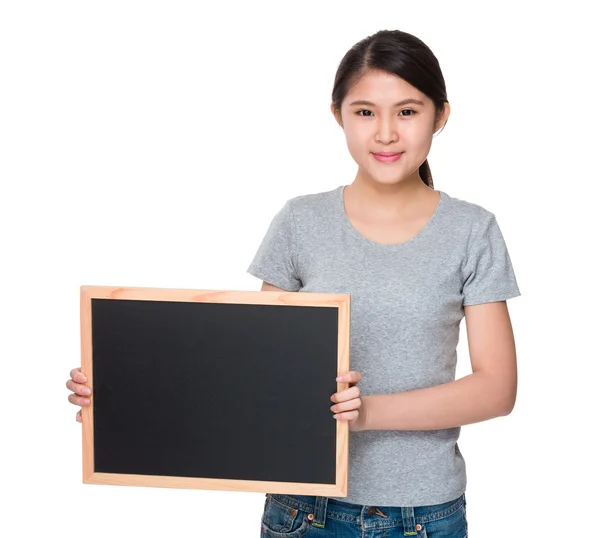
[81,287,350,495]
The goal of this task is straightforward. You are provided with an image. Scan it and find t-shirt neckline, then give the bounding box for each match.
[336,185,446,250]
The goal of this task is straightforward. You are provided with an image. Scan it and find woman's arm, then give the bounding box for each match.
[362,301,518,431]
[261,281,288,292]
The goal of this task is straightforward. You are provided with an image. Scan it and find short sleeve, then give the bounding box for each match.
[461,212,521,306]
[246,199,302,291]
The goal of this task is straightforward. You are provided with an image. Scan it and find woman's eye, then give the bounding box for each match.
[355,109,416,117]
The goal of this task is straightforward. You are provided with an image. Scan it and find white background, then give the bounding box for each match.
[1,1,598,536]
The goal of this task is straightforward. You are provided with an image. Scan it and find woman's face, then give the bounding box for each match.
[332,69,449,188]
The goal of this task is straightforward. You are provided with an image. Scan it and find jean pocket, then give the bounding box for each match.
[261,496,312,537]
[420,502,467,538]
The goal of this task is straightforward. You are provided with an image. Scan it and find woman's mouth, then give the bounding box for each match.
[372,152,403,163]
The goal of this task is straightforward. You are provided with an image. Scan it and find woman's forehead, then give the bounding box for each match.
[344,72,429,107]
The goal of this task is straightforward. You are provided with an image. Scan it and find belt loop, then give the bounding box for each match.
[311,496,328,528]
[402,505,417,536]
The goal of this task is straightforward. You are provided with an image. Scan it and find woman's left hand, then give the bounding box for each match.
[330,371,366,432]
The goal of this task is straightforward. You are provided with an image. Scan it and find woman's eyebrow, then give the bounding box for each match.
[348,98,425,107]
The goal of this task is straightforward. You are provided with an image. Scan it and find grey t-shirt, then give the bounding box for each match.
[246,184,521,507]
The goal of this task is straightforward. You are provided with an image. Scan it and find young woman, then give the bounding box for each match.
[67,29,520,537]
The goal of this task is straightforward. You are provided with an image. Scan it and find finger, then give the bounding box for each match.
[70,368,87,383]
[66,379,92,397]
[68,393,91,406]
[333,410,360,421]
[331,385,360,402]
[331,397,362,414]
[336,371,362,384]
[76,410,82,422]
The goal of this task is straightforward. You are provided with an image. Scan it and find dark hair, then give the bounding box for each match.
[331,30,449,188]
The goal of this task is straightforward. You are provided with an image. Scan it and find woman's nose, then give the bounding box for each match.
[375,118,398,144]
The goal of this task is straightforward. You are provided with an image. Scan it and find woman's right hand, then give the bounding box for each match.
[66,367,91,423]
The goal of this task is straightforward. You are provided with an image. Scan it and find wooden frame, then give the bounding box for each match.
[80,285,350,495]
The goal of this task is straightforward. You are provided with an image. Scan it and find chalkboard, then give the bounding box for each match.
[80,285,350,496]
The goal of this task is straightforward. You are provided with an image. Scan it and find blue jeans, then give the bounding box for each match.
[260,492,468,537]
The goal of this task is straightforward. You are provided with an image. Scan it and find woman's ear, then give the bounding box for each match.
[434,102,451,134]
[331,102,344,129]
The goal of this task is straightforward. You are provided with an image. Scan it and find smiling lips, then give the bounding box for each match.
[372,151,403,162]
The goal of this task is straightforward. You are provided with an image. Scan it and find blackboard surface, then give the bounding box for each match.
[81,286,350,495]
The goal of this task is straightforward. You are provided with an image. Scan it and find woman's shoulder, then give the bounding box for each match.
[441,189,496,225]
[285,186,341,214]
